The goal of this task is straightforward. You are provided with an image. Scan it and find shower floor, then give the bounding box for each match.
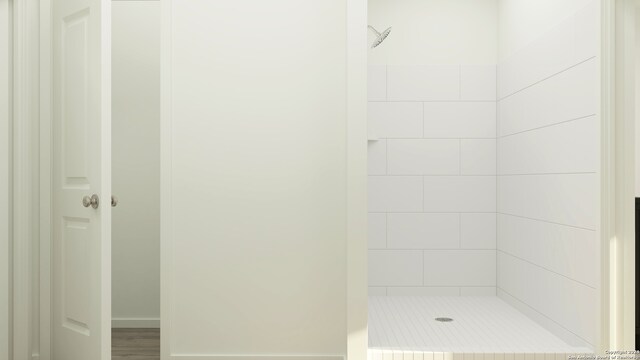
[368,296,592,355]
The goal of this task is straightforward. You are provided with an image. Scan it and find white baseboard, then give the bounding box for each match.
[112,317,160,328]
[170,356,345,360]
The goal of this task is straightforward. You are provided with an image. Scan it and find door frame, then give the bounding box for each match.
[600,0,637,351]
[0,0,12,359]
[8,0,49,359]
[39,0,52,357]
[5,0,53,359]
[345,1,368,360]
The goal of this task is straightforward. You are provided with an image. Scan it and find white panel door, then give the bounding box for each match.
[161,0,366,358]
[52,0,111,358]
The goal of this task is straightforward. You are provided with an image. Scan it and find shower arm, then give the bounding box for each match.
[368,25,382,36]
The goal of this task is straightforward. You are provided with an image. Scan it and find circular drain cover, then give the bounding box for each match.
[435,317,453,322]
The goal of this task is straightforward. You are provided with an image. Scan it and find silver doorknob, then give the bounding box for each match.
[82,194,100,209]
[111,196,118,207]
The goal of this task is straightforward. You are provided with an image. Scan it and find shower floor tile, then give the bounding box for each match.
[368,296,592,353]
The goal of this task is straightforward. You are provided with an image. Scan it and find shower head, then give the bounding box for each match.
[368,25,392,48]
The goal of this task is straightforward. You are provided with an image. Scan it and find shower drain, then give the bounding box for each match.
[434,317,453,322]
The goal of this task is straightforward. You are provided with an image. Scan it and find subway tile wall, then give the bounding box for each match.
[366,0,599,353]
[367,64,497,297]
[496,1,598,350]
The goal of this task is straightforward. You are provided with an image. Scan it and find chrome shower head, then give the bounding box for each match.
[368,25,392,48]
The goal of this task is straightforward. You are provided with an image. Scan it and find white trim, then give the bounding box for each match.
[600,0,637,351]
[169,356,344,360]
[38,0,52,356]
[12,0,40,358]
[346,0,368,360]
[159,0,172,358]
[599,0,614,352]
[111,318,160,329]
[614,0,638,349]
[100,1,113,359]
[0,0,12,359]
[628,1,640,348]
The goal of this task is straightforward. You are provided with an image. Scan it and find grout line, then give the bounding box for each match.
[422,176,425,212]
[385,213,388,249]
[496,56,596,101]
[497,171,596,176]
[422,102,425,137]
[459,139,462,175]
[495,64,499,292]
[497,250,596,290]
[422,250,425,286]
[459,213,462,249]
[384,139,388,175]
[497,212,596,232]
[497,114,596,139]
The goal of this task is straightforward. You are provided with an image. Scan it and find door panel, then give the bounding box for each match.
[52,0,110,358]
[61,9,90,186]
[61,216,91,335]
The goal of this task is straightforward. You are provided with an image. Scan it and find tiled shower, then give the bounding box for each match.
[367,64,498,296]
[367,0,599,354]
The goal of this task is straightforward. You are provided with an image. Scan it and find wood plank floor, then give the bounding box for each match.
[112,328,160,360]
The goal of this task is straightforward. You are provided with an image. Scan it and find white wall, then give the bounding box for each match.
[368,0,498,65]
[161,0,364,356]
[111,0,160,328]
[498,0,594,61]
[496,0,598,350]
[367,0,498,297]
